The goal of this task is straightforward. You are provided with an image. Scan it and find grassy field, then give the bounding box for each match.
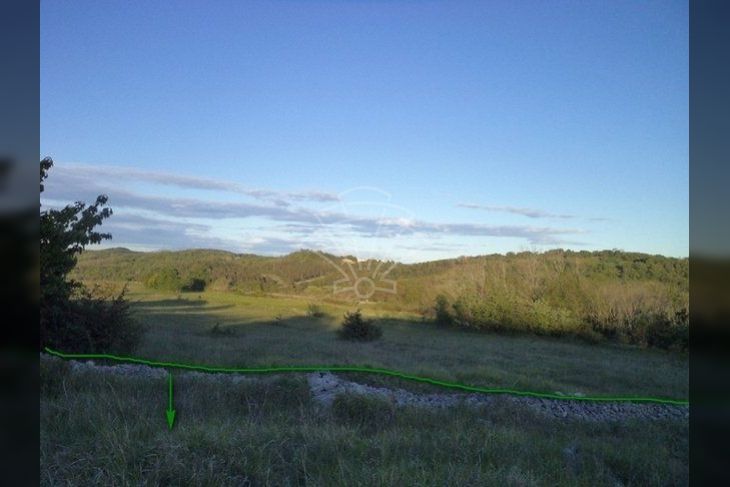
[123,285,688,401]
[40,357,688,486]
[41,284,689,485]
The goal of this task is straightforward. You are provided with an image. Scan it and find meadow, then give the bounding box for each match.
[40,272,689,485]
[123,285,688,401]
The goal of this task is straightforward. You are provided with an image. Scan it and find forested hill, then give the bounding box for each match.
[74,248,688,309]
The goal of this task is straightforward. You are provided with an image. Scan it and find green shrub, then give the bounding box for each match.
[338,310,382,341]
[43,286,144,353]
[434,294,453,326]
[645,308,688,351]
[451,294,523,333]
[526,300,581,337]
[144,268,182,291]
[586,307,688,351]
[331,393,395,433]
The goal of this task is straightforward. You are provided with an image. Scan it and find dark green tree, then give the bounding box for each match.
[40,158,141,352]
[40,158,112,308]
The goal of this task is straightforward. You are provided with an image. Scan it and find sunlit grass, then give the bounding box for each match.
[124,285,688,400]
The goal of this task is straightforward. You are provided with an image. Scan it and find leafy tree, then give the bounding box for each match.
[40,158,141,352]
[40,158,111,309]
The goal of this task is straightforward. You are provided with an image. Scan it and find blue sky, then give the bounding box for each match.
[41,1,688,262]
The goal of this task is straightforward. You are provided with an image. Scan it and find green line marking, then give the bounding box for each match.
[44,347,689,406]
[166,372,176,430]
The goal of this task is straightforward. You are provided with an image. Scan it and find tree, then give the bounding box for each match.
[40,158,141,352]
[40,158,112,308]
[338,310,382,341]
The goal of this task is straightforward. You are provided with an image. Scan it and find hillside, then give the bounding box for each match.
[75,248,687,302]
[73,248,688,349]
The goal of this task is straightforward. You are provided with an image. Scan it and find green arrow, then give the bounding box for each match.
[166,372,176,430]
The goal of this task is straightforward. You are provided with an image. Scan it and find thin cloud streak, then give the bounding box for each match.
[457,203,575,219]
[43,168,590,251]
[457,202,611,223]
[56,163,341,205]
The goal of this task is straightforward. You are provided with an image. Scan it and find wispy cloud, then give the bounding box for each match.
[90,214,243,251]
[56,163,341,205]
[42,163,590,254]
[457,203,576,219]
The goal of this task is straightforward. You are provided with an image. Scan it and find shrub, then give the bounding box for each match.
[451,294,522,333]
[182,277,206,292]
[434,294,453,326]
[338,310,382,341]
[645,308,688,351]
[526,300,581,337]
[306,303,326,318]
[144,268,182,291]
[586,307,689,351]
[43,285,144,354]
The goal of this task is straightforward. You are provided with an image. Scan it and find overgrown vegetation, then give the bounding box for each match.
[338,310,383,341]
[144,268,206,292]
[40,158,142,353]
[432,282,688,351]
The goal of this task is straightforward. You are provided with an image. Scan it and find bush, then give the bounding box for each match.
[434,294,453,326]
[144,268,182,291]
[306,303,326,318]
[451,294,522,333]
[43,285,144,354]
[645,308,688,351]
[338,310,382,341]
[586,307,689,351]
[182,277,206,292]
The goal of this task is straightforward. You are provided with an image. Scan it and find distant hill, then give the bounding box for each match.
[74,247,688,308]
[74,247,689,348]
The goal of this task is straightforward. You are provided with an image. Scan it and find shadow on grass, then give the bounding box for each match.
[133,298,210,308]
[132,299,236,316]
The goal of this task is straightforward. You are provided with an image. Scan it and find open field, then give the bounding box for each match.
[41,283,689,485]
[122,285,688,401]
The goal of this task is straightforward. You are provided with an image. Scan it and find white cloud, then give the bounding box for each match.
[42,162,591,256]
